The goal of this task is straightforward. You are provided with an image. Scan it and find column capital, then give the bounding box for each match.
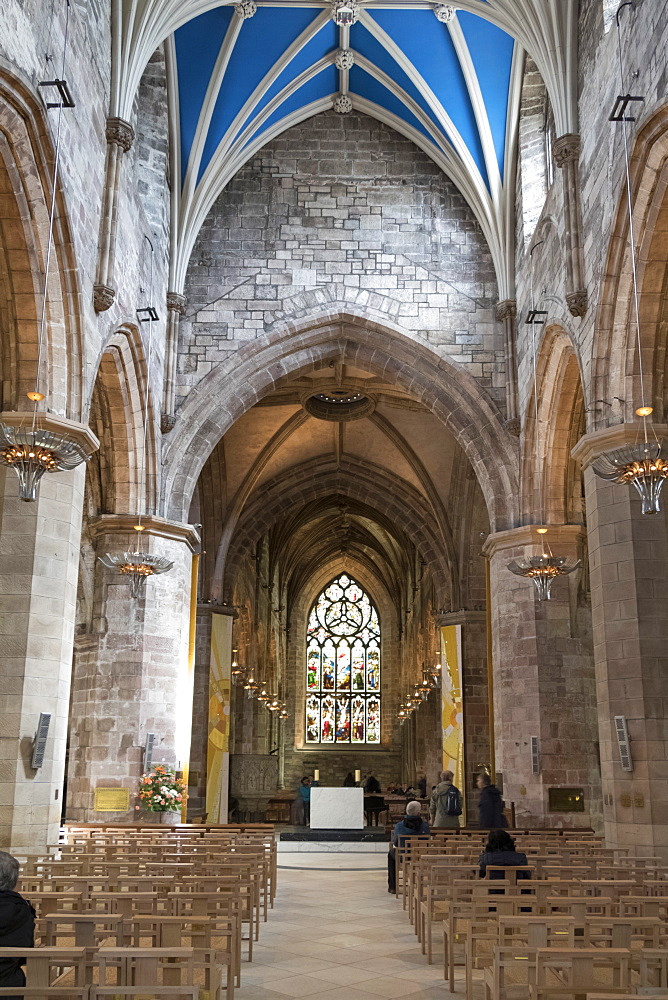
[166,292,187,315]
[495,298,517,321]
[197,601,238,618]
[0,410,99,455]
[482,523,585,559]
[88,513,201,552]
[553,132,581,167]
[105,117,135,152]
[434,610,486,627]
[572,422,668,468]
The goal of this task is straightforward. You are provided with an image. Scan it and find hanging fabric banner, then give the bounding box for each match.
[440,624,465,816]
[206,613,232,823]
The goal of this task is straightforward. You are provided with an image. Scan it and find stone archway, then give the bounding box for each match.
[162,312,519,532]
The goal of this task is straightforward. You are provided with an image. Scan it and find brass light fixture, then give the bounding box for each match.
[592,4,665,511]
[508,550,581,602]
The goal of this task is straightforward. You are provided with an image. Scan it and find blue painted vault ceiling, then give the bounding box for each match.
[173,5,517,198]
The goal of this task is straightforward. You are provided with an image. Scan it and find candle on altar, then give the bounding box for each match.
[313,769,320,782]
[354,769,361,783]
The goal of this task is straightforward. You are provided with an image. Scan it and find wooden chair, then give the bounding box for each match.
[0,947,89,987]
[531,947,631,999]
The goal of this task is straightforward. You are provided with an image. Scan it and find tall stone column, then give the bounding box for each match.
[495,300,520,436]
[0,436,92,850]
[484,526,601,828]
[553,134,588,318]
[93,118,135,313]
[573,426,668,859]
[161,292,187,433]
[66,515,199,821]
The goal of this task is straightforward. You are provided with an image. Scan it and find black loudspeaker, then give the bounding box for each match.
[31,713,51,769]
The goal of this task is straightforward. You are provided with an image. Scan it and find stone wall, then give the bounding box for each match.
[179,110,504,413]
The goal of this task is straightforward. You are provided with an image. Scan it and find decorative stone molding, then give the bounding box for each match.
[93,118,136,313]
[482,523,585,559]
[504,417,521,437]
[434,4,457,22]
[166,292,187,316]
[93,284,116,313]
[88,513,201,552]
[571,422,668,469]
[434,610,486,626]
[0,410,99,456]
[160,412,177,434]
[495,298,519,426]
[553,133,588,318]
[104,117,135,153]
[162,291,188,433]
[335,49,355,71]
[566,289,588,317]
[234,0,257,18]
[552,132,580,168]
[334,94,353,114]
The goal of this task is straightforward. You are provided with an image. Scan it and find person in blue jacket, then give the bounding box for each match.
[387,800,429,893]
[298,776,312,826]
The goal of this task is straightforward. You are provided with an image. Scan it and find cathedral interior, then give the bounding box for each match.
[1,0,668,867]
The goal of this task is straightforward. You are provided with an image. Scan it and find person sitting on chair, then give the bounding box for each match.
[0,852,35,993]
[387,800,429,893]
[478,829,530,879]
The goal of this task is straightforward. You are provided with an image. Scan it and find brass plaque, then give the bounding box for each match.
[94,787,131,812]
[548,787,585,812]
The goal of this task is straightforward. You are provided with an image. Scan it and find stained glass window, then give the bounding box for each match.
[305,574,381,744]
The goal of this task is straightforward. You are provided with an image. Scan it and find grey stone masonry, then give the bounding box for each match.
[179,111,504,412]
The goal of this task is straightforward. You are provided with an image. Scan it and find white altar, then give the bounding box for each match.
[310,787,364,829]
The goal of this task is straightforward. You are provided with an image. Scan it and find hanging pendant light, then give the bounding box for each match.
[1,4,93,501]
[99,237,172,596]
[231,649,245,686]
[593,8,662,512]
[243,671,258,699]
[508,546,581,601]
[430,661,442,688]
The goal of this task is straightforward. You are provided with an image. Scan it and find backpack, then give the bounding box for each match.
[443,785,462,816]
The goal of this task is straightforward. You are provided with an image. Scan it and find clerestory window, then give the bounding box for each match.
[305,573,380,744]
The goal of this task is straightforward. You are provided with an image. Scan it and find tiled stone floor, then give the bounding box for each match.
[237,853,461,1000]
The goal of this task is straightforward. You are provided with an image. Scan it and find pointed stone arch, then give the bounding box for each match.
[521,324,586,525]
[0,68,83,417]
[592,104,668,426]
[162,312,519,532]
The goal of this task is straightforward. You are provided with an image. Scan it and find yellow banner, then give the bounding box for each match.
[206,614,232,823]
[440,624,465,816]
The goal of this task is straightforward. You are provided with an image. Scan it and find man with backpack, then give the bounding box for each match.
[429,770,462,828]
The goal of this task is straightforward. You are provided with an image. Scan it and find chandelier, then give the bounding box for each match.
[99,545,173,599]
[508,549,581,602]
[331,0,360,26]
[0,421,90,501]
[243,670,258,699]
[592,439,668,514]
[231,649,245,686]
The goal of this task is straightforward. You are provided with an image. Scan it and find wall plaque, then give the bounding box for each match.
[548,787,585,812]
[94,787,131,812]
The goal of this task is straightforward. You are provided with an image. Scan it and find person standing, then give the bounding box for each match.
[477,773,508,828]
[0,852,35,992]
[388,800,430,893]
[298,776,312,826]
[430,770,463,828]
[417,774,427,798]
[364,774,381,794]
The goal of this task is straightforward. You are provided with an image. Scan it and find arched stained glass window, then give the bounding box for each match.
[305,574,380,745]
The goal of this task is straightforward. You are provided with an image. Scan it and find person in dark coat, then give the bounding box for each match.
[342,772,356,787]
[0,851,35,993]
[479,829,530,878]
[364,774,381,794]
[477,773,507,828]
[387,801,430,893]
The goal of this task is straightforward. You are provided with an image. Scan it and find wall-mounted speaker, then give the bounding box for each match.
[31,713,51,770]
[530,735,540,774]
[144,732,155,772]
[613,716,633,771]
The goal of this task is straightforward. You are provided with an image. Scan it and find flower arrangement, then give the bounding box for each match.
[138,764,185,813]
